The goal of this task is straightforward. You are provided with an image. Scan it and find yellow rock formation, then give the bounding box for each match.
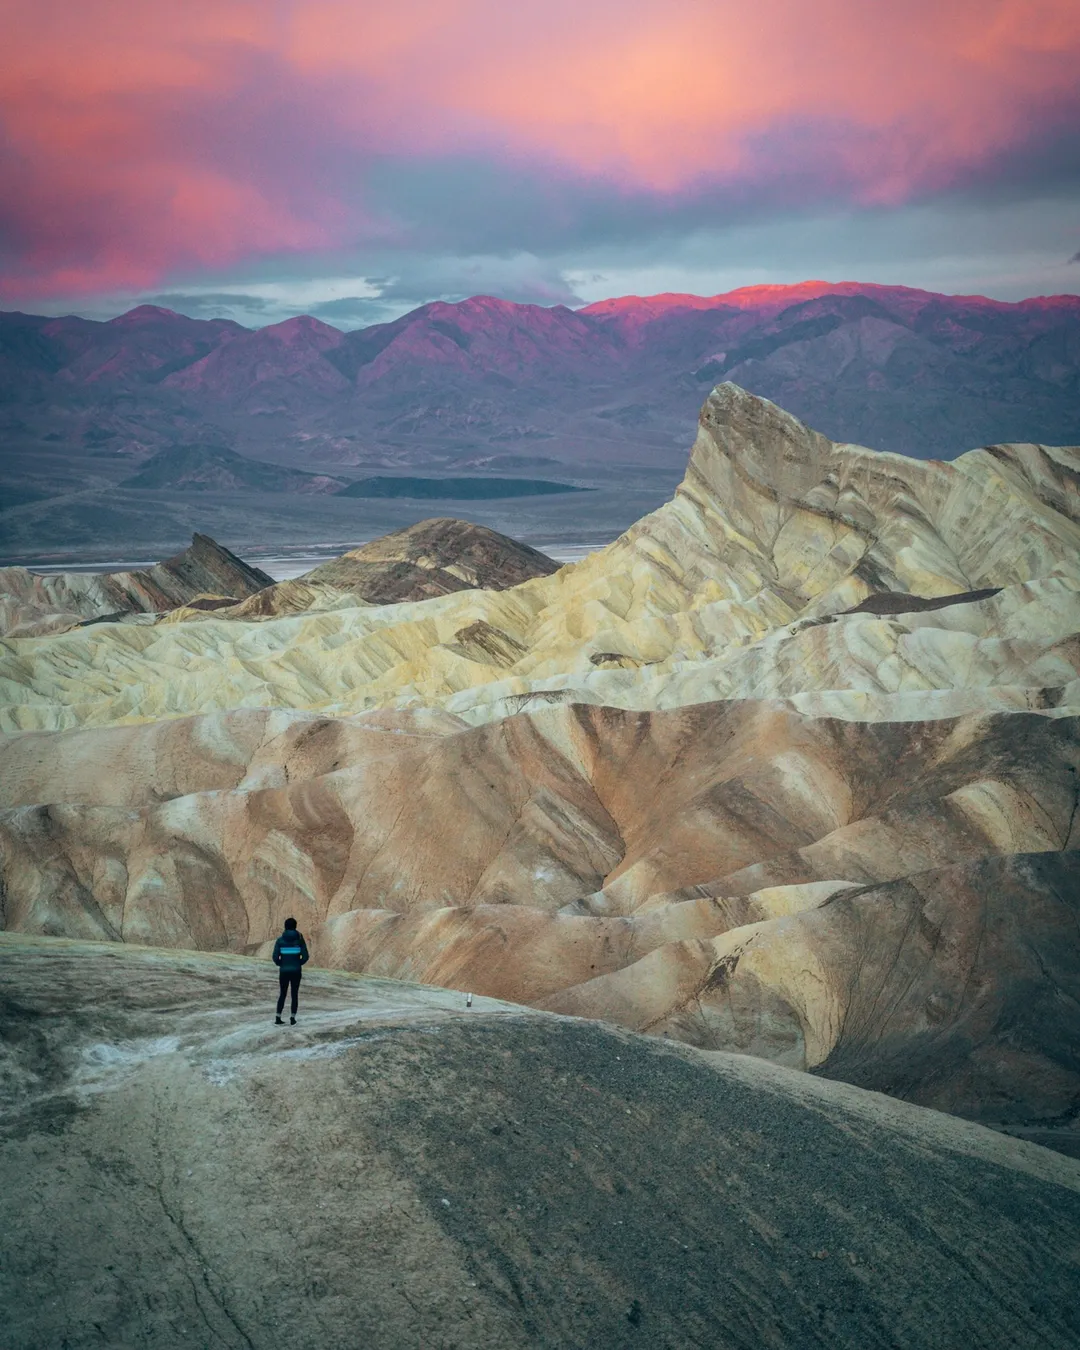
[3,384,1077,732]
[2,383,1077,1145]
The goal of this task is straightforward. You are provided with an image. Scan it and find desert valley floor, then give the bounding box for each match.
[2,382,1078,1348]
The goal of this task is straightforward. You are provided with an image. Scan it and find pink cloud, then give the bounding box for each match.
[2,0,1078,297]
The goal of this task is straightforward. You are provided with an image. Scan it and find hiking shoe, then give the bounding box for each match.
[290,1016,297,1025]
[275,1017,284,1025]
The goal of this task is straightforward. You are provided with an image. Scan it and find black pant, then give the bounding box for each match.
[277,969,301,1016]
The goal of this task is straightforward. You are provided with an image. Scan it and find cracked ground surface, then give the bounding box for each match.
[2,935,1080,1350]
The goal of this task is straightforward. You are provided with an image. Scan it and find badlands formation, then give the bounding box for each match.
[0,517,559,640]
[219,516,560,618]
[2,383,1079,1153]
[0,532,273,638]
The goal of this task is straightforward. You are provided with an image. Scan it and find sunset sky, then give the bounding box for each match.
[2,0,1079,325]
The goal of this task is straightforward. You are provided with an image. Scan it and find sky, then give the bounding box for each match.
[2,0,1079,328]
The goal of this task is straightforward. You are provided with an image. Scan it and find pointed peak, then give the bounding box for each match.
[686,382,837,501]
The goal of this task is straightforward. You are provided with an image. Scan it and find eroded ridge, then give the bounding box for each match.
[2,384,1078,1154]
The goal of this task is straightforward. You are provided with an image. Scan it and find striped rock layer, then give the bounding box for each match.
[2,383,1078,1150]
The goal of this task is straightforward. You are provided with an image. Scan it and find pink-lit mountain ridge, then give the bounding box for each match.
[3,282,1078,455]
[1,281,1078,557]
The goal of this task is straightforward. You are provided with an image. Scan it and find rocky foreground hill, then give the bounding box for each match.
[3,936,1079,1350]
[1,383,1078,1162]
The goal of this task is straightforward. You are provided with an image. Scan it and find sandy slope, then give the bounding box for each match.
[3,936,1080,1350]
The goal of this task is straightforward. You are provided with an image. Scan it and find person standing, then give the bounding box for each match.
[273,917,309,1024]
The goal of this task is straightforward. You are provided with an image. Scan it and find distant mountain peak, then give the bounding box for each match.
[261,314,344,344]
[581,292,730,317]
[108,304,183,324]
[578,280,995,321]
[441,295,524,312]
[424,295,573,322]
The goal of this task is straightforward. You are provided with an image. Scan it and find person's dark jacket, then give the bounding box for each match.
[273,929,309,973]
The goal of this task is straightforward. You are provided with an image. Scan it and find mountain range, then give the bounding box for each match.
[2,281,1078,558]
